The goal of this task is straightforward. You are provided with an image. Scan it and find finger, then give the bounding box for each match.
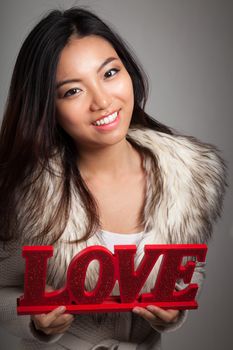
[48,314,75,328]
[45,306,68,326]
[132,307,157,323]
[41,321,73,335]
[32,312,74,330]
[146,305,179,323]
[32,314,74,334]
[34,306,67,328]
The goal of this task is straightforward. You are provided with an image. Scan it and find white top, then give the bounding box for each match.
[98,229,144,253]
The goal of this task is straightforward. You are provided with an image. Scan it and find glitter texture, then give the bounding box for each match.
[17,244,207,314]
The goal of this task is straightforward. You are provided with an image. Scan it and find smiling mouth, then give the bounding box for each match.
[92,111,119,126]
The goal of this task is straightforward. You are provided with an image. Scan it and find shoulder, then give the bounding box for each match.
[128,127,227,190]
[128,127,228,243]
[128,127,225,168]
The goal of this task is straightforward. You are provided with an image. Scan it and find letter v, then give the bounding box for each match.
[114,245,161,303]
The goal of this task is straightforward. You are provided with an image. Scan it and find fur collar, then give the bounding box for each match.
[26,127,227,292]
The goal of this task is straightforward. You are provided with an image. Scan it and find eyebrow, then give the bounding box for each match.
[56,57,119,89]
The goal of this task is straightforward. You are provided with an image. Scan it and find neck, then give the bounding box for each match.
[77,138,140,181]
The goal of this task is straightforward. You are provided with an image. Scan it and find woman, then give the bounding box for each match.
[0,6,227,350]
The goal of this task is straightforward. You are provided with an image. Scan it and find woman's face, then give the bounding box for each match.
[55,35,134,151]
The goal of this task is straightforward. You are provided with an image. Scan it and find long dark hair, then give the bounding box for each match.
[0,6,173,245]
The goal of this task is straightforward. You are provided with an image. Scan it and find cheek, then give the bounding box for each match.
[56,111,71,131]
[56,104,80,128]
[56,114,77,140]
[116,76,134,106]
[56,111,83,140]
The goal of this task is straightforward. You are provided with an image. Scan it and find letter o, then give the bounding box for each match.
[67,246,116,304]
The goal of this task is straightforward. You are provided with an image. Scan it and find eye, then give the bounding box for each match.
[64,88,81,98]
[104,68,120,79]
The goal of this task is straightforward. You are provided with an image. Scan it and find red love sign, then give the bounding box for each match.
[17,244,207,315]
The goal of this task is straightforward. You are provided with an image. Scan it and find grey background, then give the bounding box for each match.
[0,0,232,349]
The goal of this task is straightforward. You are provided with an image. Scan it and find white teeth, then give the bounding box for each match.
[93,111,118,126]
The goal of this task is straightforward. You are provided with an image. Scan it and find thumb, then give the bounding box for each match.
[45,306,67,324]
[45,284,54,292]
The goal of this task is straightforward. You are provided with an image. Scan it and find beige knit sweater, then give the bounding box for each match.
[0,128,227,349]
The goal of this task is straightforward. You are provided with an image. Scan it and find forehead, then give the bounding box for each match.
[56,35,119,79]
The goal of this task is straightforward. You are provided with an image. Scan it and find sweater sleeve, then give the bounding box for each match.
[0,241,64,344]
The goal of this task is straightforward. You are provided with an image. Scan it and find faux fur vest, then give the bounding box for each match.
[20,127,227,294]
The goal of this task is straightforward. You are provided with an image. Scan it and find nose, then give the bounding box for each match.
[90,86,113,112]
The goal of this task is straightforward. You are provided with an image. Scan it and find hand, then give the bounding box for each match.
[132,305,180,328]
[31,284,74,335]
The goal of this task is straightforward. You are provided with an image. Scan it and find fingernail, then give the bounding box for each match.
[146,305,155,312]
[148,305,159,310]
[132,307,140,314]
[58,306,66,312]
